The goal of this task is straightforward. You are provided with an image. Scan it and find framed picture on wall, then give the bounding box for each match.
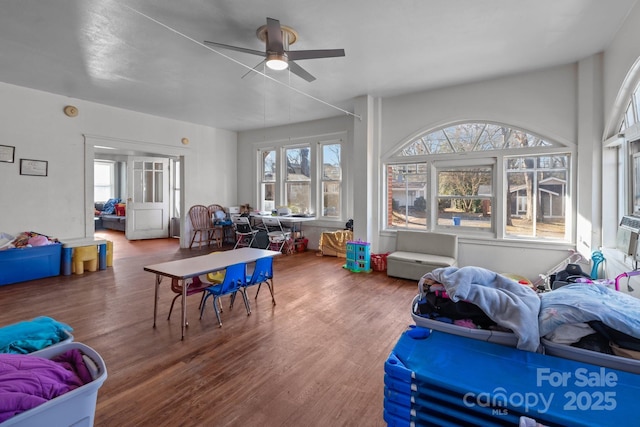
[0,145,15,163]
[20,158,48,176]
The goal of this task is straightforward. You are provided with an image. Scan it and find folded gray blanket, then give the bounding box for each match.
[423,266,541,352]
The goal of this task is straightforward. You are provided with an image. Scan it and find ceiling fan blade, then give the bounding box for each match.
[241,60,266,79]
[287,49,345,61]
[266,17,284,54]
[203,40,265,57]
[288,61,316,82]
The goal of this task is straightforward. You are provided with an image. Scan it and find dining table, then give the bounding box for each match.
[144,247,281,339]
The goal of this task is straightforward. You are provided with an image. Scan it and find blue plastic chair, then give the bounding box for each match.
[245,257,276,306]
[199,263,250,327]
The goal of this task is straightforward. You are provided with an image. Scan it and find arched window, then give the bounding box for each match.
[617,80,640,217]
[385,122,572,242]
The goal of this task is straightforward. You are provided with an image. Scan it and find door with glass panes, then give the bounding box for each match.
[126,157,169,239]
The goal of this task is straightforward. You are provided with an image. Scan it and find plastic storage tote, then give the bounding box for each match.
[411,294,519,347]
[0,342,107,427]
[0,243,62,286]
[542,338,640,374]
[0,317,74,355]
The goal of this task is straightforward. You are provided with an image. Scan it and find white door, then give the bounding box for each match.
[126,157,170,239]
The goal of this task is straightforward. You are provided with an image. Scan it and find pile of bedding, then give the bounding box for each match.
[0,348,97,422]
[0,231,59,251]
[418,266,640,358]
[539,283,640,357]
[421,266,541,352]
[0,317,73,354]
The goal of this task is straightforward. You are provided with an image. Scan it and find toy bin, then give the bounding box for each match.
[411,294,519,347]
[0,243,62,286]
[0,342,107,427]
[370,252,390,271]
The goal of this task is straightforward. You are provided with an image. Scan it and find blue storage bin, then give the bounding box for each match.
[0,243,62,285]
[385,326,640,426]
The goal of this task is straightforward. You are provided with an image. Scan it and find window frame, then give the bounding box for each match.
[432,159,496,234]
[384,122,574,243]
[255,135,346,221]
[259,149,277,213]
[94,160,115,202]
[319,140,343,219]
[284,144,313,214]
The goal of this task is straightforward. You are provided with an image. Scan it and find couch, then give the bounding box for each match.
[386,230,458,281]
[95,199,126,231]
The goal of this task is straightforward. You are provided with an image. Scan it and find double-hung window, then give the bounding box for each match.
[320,142,342,218]
[257,136,344,219]
[260,150,276,213]
[436,165,493,230]
[285,146,312,214]
[94,160,115,202]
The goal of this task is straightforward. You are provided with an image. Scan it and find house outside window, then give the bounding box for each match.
[388,163,428,229]
[385,122,572,242]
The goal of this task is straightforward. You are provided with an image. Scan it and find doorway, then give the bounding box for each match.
[84,134,188,247]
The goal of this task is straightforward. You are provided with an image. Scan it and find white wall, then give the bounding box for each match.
[0,82,237,246]
[380,63,579,154]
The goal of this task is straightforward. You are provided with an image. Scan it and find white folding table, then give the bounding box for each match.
[144,247,281,339]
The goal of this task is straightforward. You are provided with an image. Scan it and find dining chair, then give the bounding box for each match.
[188,205,216,249]
[244,256,276,305]
[232,216,258,249]
[261,216,293,254]
[207,204,232,247]
[199,262,251,327]
[167,276,209,322]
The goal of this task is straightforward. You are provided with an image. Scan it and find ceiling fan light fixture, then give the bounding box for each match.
[266,53,288,70]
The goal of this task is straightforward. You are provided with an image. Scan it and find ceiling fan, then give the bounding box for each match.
[204,17,345,82]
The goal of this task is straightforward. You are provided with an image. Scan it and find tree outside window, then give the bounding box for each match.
[321,143,341,218]
[437,167,493,229]
[285,146,311,214]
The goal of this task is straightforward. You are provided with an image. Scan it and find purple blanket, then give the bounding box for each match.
[0,349,91,422]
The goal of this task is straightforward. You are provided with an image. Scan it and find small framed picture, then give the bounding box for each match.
[0,145,15,163]
[20,159,48,177]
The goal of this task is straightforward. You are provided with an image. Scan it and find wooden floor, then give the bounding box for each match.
[0,230,418,426]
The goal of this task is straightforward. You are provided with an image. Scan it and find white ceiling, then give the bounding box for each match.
[1,0,637,132]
